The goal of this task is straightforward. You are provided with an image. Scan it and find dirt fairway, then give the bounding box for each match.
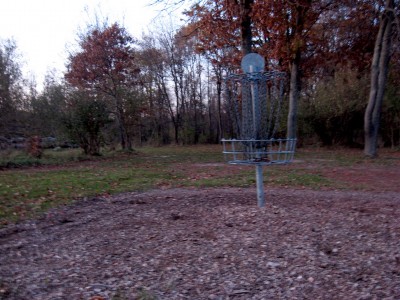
[1,186,399,299]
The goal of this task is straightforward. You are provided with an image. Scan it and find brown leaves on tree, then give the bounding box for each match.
[184,0,380,77]
[65,23,140,150]
[65,23,140,96]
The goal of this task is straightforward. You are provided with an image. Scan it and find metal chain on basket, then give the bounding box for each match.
[225,71,286,141]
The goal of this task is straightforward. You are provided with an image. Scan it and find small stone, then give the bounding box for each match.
[267,261,280,268]
[308,277,314,283]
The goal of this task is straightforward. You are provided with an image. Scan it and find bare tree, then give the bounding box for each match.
[364,0,396,157]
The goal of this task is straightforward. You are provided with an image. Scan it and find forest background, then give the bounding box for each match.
[1,0,399,158]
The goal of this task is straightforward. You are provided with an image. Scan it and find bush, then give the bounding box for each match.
[26,136,43,158]
[63,92,111,156]
[300,69,368,147]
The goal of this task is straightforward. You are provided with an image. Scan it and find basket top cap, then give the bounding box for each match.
[241,53,265,73]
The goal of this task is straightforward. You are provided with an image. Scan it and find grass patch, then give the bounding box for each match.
[0,146,221,224]
[0,145,398,225]
[269,169,333,188]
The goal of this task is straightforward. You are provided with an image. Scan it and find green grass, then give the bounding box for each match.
[0,145,398,225]
[0,146,221,223]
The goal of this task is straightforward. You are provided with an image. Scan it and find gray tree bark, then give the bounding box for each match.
[286,3,309,140]
[287,48,301,140]
[240,0,254,55]
[364,0,395,157]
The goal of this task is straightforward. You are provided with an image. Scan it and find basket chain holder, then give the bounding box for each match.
[222,53,296,207]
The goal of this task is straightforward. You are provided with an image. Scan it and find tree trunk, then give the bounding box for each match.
[286,3,308,140]
[214,64,223,141]
[240,0,254,55]
[159,73,179,144]
[88,133,101,156]
[115,98,132,151]
[364,0,394,158]
[287,48,301,140]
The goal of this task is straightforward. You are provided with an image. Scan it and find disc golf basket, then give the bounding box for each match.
[222,53,296,207]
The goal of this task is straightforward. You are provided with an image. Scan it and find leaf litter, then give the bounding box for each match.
[0,187,399,299]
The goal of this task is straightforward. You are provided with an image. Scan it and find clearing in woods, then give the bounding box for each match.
[0,146,399,299]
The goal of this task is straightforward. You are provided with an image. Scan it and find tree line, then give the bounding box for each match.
[0,0,399,157]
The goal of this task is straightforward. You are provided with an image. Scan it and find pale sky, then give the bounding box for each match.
[0,0,184,89]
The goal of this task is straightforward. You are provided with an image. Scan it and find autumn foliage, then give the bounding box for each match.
[65,23,140,151]
[1,2,399,155]
[65,23,139,92]
[185,0,380,75]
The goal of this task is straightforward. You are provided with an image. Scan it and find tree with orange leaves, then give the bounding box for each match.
[185,0,335,139]
[65,23,140,150]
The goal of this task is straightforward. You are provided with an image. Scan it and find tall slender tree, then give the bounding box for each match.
[364,0,396,157]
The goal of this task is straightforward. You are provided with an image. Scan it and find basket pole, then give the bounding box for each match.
[256,164,265,207]
[222,54,294,206]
